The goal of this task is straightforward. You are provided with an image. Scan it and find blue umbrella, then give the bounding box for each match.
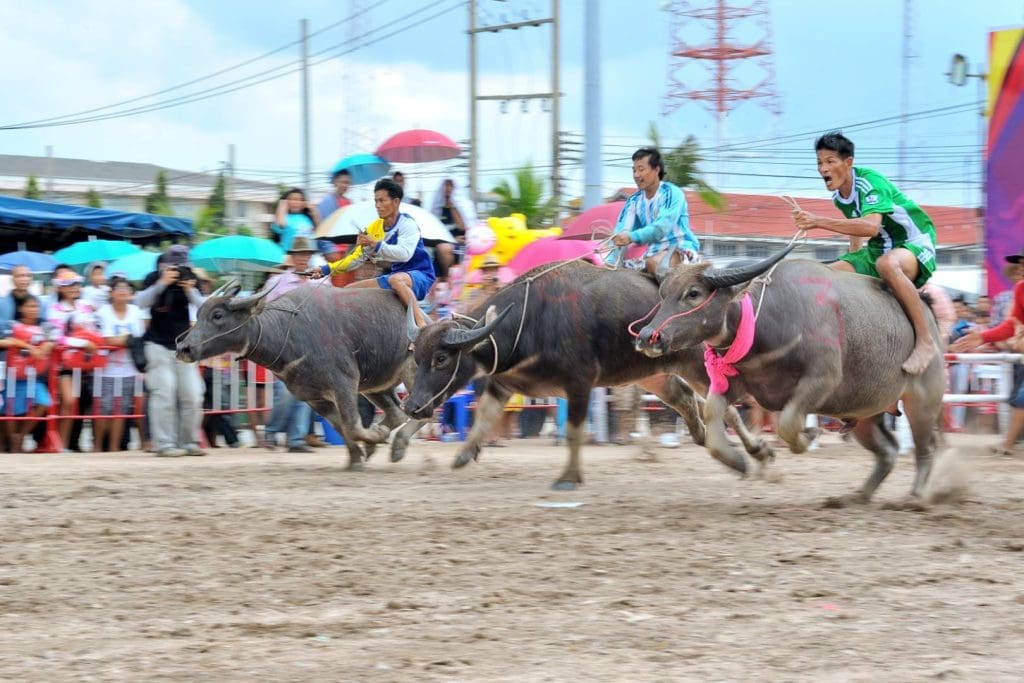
[0,250,58,274]
[53,239,141,269]
[330,153,391,185]
[107,251,160,281]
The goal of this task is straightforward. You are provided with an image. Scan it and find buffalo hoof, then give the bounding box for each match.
[550,480,580,491]
[390,444,407,463]
[369,424,392,443]
[751,440,775,464]
[820,491,869,509]
[880,496,930,513]
[363,443,377,461]
[346,460,365,472]
[452,449,477,469]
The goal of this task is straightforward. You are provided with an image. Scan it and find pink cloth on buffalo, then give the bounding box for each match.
[703,293,756,395]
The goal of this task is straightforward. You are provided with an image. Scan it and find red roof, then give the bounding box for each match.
[565,189,980,247]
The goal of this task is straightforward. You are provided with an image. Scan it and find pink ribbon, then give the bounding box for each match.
[703,293,755,395]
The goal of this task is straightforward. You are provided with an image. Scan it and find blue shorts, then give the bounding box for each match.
[1010,365,1024,410]
[377,270,435,301]
[2,379,52,416]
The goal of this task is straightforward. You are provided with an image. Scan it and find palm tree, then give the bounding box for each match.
[648,123,724,211]
[490,165,557,227]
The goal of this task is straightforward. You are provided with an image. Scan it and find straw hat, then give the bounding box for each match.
[481,254,502,269]
[287,236,318,255]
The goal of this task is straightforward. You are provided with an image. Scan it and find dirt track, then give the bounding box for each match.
[1,434,1022,681]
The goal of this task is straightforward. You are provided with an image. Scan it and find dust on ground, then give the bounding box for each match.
[0,433,1022,681]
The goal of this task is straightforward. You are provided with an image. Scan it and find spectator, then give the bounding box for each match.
[993,261,1023,325]
[0,265,44,332]
[429,177,475,281]
[0,295,54,452]
[261,237,323,452]
[94,276,145,452]
[920,281,956,343]
[45,271,100,452]
[317,169,353,220]
[135,245,206,457]
[271,188,318,253]
[951,245,1024,455]
[200,352,240,449]
[393,171,421,207]
[81,262,110,310]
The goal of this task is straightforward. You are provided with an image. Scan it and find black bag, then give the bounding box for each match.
[127,335,148,373]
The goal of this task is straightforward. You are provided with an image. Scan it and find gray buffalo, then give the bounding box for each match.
[636,246,946,504]
[176,281,425,469]
[403,261,774,490]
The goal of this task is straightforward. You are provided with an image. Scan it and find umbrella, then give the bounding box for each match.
[329,153,391,185]
[0,250,58,274]
[315,201,455,244]
[106,251,160,281]
[189,236,285,273]
[376,129,461,163]
[560,201,626,239]
[53,239,141,268]
[505,237,605,277]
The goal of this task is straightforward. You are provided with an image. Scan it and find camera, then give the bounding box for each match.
[170,264,195,284]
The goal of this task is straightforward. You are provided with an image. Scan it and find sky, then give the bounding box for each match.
[1,0,1022,209]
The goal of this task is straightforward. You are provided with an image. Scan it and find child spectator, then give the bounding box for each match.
[95,277,145,452]
[0,295,55,452]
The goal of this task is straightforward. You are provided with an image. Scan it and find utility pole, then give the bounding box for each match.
[300,19,311,193]
[468,1,560,219]
[583,0,601,210]
[226,143,236,234]
[899,0,913,179]
[45,145,54,201]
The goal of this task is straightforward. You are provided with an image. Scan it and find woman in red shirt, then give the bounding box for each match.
[952,247,1024,455]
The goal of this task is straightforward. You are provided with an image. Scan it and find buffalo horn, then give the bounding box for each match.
[226,283,274,311]
[442,305,513,349]
[209,278,239,299]
[407,304,422,344]
[702,243,796,290]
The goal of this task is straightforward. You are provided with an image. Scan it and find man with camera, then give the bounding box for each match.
[135,245,206,457]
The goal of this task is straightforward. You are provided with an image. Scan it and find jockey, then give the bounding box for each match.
[794,131,938,375]
[607,147,701,276]
[311,178,436,327]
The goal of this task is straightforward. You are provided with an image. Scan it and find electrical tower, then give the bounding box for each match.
[662,0,780,147]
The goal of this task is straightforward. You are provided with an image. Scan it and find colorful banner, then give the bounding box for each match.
[986,28,1024,295]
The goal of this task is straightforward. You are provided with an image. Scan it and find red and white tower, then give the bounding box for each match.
[662,0,780,145]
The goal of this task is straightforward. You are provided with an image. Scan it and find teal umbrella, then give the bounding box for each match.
[53,239,141,269]
[107,251,160,281]
[189,236,285,273]
[330,153,391,185]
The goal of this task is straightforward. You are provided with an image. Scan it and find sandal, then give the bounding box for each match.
[990,445,1015,456]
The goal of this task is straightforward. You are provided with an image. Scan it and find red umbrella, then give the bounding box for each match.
[375,129,461,163]
[505,237,605,277]
[560,201,625,239]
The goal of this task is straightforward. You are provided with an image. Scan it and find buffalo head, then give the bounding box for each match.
[403,305,512,419]
[175,279,273,362]
[635,245,795,357]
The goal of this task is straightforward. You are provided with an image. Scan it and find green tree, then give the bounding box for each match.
[490,165,557,227]
[85,188,103,208]
[24,175,41,200]
[144,170,173,215]
[206,172,227,230]
[647,123,724,211]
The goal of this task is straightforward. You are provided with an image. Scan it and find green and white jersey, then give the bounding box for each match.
[832,166,937,260]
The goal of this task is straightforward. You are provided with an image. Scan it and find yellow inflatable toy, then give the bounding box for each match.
[464,213,562,273]
[329,217,387,272]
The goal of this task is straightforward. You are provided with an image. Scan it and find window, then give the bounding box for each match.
[713,243,737,257]
[814,246,838,261]
[746,244,769,258]
[957,251,980,266]
[936,250,954,266]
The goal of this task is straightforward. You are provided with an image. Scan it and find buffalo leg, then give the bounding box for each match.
[901,391,941,498]
[702,393,748,475]
[362,390,405,461]
[639,375,706,446]
[846,414,899,502]
[365,389,424,463]
[552,389,592,490]
[310,398,367,471]
[453,382,511,469]
[777,376,836,453]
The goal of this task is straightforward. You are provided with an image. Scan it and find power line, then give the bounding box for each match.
[0,1,462,131]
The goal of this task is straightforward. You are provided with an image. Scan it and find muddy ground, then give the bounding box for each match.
[0,433,1022,681]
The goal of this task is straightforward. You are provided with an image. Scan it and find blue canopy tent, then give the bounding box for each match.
[0,196,193,252]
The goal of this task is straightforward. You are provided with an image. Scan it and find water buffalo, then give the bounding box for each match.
[403,261,774,490]
[175,281,425,469]
[636,246,946,504]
